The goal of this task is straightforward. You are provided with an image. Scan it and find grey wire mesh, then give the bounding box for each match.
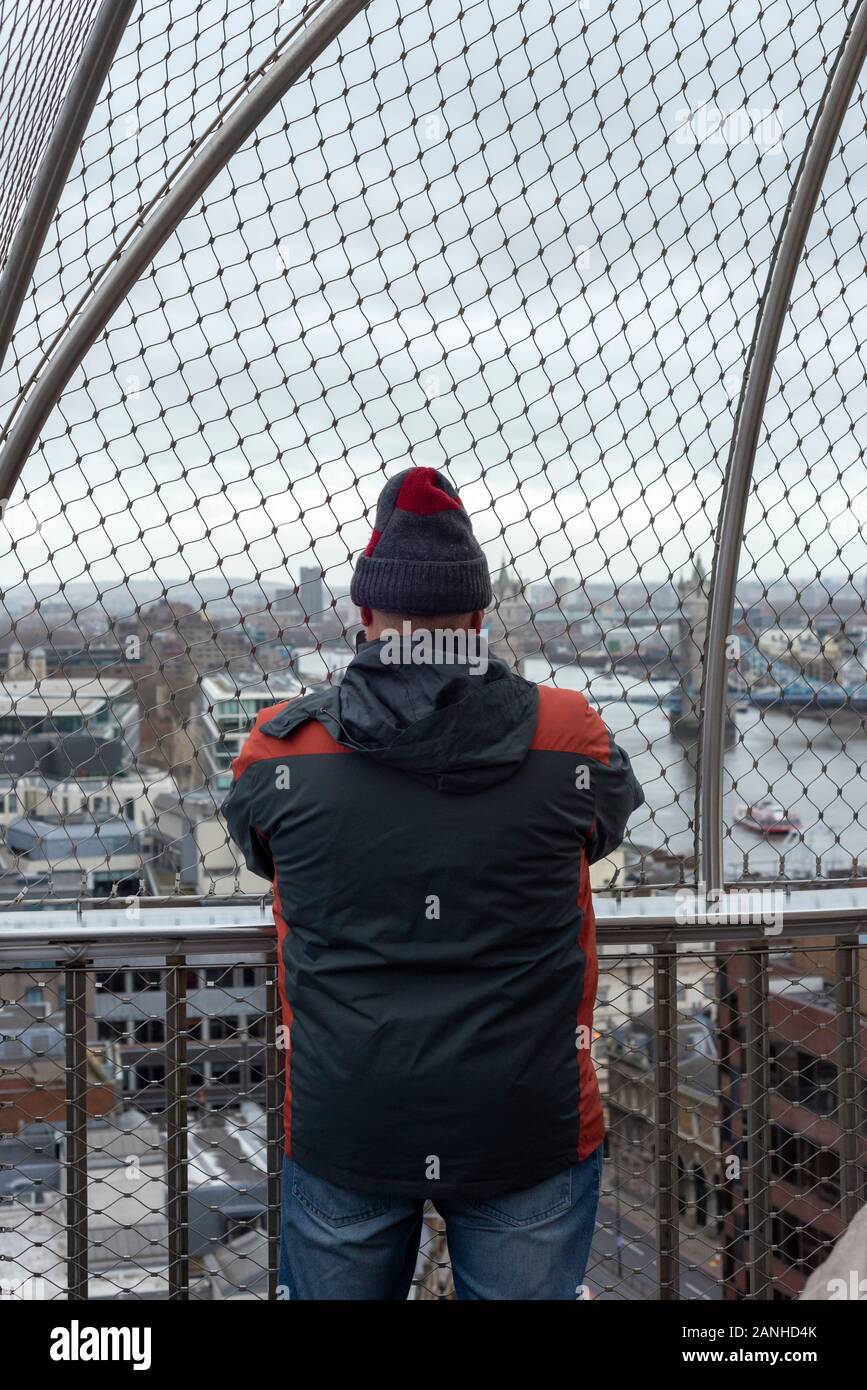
[724,71,867,889]
[0,0,866,1305]
[1,0,864,905]
[0,0,102,273]
[2,934,864,1299]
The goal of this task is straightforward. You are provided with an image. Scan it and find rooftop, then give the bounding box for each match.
[0,676,133,719]
[199,669,304,702]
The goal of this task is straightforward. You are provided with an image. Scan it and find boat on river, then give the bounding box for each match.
[736,796,801,835]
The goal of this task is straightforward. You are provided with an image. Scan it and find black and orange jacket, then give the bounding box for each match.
[224,641,643,1199]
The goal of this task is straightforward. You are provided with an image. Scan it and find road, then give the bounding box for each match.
[586,1197,722,1301]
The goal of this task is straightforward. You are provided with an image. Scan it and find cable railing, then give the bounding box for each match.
[1,897,866,1300]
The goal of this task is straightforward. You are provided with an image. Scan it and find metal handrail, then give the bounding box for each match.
[0,888,865,962]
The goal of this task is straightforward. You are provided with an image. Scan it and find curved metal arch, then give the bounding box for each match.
[0,0,137,375]
[0,0,336,446]
[699,0,867,892]
[0,0,370,507]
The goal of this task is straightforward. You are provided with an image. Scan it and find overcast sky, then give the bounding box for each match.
[1,0,866,608]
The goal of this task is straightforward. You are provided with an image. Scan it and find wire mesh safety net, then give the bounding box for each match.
[0,0,865,908]
[1,938,864,1300]
[0,0,102,273]
[1,0,867,1309]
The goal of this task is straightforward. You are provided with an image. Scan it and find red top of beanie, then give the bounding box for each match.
[395,467,463,516]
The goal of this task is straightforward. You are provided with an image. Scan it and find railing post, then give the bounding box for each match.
[715,950,740,1296]
[166,955,189,1299]
[64,963,89,1300]
[653,944,679,1299]
[743,943,772,1297]
[835,936,862,1227]
[266,945,284,1300]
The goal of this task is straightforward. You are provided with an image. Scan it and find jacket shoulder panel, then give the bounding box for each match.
[232,702,348,779]
[529,684,611,763]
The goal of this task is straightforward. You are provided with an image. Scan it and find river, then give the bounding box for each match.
[522,658,867,885]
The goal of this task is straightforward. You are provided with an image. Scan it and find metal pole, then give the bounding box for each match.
[265,948,284,1299]
[0,0,137,375]
[743,944,772,1297]
[715,951,739,1297]
[64,964,89,1300]
[700,0,867,891]
[835,937,862,1227]
[166,955,189,1299]
[0,0,370,507]
[653,945,679,1298]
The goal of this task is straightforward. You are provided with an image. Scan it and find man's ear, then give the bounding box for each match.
[361,606,373,628]
[471,610,483,633]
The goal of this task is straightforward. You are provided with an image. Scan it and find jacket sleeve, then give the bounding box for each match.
[222,712,280,883]
[223,767,275,882]
[585,724,645,866]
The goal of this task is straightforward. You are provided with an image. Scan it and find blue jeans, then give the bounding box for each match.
[278,1145,603,1300]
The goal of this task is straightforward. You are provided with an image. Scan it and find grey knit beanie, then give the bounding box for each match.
[351,467,492,615]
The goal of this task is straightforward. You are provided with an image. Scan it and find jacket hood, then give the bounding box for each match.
[261,639,539,793]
